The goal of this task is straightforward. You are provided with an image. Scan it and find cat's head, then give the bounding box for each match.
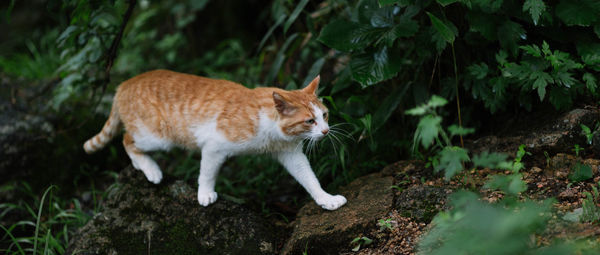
[272,76,329,140]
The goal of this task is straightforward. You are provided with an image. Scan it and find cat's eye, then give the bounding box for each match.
[323,112,328,119]
[305,119,315,124]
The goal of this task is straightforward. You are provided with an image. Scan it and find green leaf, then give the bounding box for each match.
[437,0,459,7]
[472,151,510,169]
[415,115,442,149]
[370,4,396,28]
[470,0,504,13]
[57,26,79,47]
[467,63,489,79]
[581,124,592,135]
[520,44,541,57]
[318,19,380,52]
[583,73,597,94]
[427,12,456,44]
[265,33,299,85]
[498,20,525,56]
[435,146,470,180]
[484,174,526,195]
[466,11,498,40]
[350,46,402,87]
[330,67,353,95]
[569,163,593,182]
[373,84,409,131]
[362,237,373,245]
[405,95,448,116]
[548,87,573,110]
[448,125,475,137]
[553,70,576,88]
[283,0,309,33]
[507,174,527,194]
[302,57,326,88]
[258,14,286,51]
[522,0,545,25]
[556,0,600,26]
[378,17,419,46]
[429,95,449,108]
[531,71,553,101]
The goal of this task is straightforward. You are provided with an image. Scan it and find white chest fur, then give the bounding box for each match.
[190,110,297,156]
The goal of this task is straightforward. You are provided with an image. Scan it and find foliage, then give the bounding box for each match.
[572,144,584,157]
[377,218,393,231]
[581,182,600,223]
[350,236,373,251]
[315,0,600,112]
[418,191,559,255]
[580,123,599,145]
[0,183,107,255]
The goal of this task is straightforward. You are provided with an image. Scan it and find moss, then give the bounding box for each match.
[68,167,278,255]
[395,186,450,223]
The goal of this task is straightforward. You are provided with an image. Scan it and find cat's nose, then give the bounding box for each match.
[322,129,329,135]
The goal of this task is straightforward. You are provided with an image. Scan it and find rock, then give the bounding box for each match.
[67,167,279,255]
[395,186,451,223]
[466,108,598,155]
[381,160,430,178]
[281,173,394,255]
[544,153,600,179]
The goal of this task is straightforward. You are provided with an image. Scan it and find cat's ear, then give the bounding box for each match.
[302,75,320,95]
[273,92,296,116]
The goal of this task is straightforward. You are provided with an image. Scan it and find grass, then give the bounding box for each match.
[0,181,113,255]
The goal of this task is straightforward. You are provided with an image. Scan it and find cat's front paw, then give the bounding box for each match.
[315,194,347,210]
[197,191,218,206]
[143,169,163,184]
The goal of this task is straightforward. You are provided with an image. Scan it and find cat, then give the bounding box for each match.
[83,70,347,210]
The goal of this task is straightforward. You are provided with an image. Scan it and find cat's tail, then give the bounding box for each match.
[83,103,121,154]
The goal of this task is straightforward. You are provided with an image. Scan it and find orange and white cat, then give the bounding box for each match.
[83,70,347,210]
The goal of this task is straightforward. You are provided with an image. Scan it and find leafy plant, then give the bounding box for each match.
[572,144,584,157]
[481,145,530,197]
[581,124,594,145]
[418,191,562,255]
[544,151,551,168]
[350,236,373,251]
[406,95,472,180]
[377,218,394,231]
[569,163,593,183]
[0,184,94,255]
[581,182,600,222]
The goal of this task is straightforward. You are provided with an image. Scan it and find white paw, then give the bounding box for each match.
[197,191,218,206]
[141,168,163,184]
[316,194,347,210]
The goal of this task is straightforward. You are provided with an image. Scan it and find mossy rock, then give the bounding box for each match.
[395,186,451,223]
[67,167,279,255]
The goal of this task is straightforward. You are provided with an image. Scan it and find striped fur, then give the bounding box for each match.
[82,70,347,210]
[83,104,121,154]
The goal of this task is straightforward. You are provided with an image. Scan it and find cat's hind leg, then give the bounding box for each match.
[123,132,163,184]
[197,149,226,206]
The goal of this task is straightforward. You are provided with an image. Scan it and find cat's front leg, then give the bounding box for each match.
[197,150,226,206]
[276,151,347,210]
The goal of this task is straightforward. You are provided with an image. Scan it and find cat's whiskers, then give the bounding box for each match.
[330,125,354,141]
[326,133,339,158]
[307,137,316,159]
